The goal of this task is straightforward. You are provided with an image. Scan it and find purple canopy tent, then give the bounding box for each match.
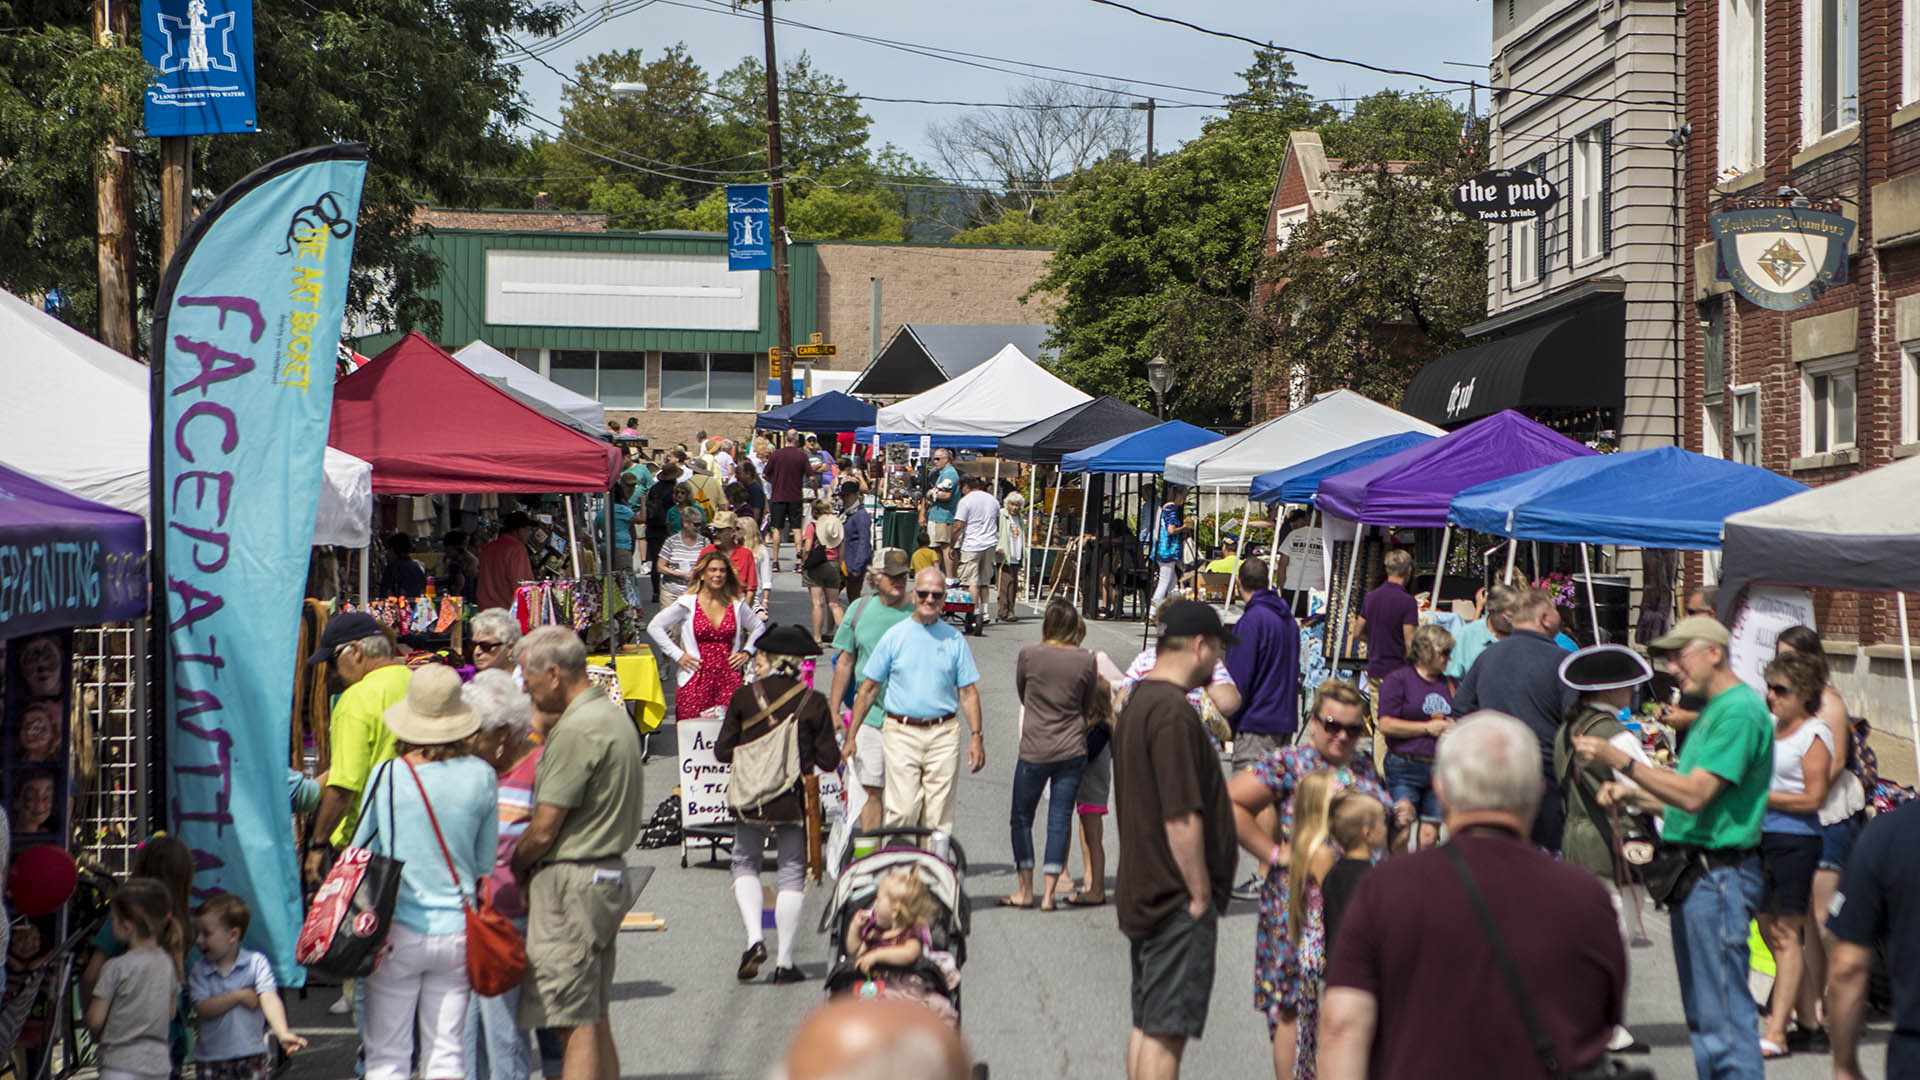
[1313,410,1597,660]
[0,462,148,637]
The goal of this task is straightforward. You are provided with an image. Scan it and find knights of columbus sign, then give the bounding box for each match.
[1710,195,1856,312]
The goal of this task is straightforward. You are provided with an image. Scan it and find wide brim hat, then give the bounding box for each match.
[1559,644,1655,693]
[757,623,822,657]
[382,664,481,745]
[815,513,845,549]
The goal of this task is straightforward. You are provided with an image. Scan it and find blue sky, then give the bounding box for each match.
[510,0,1493,171]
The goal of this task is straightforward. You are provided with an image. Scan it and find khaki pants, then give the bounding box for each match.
[997,562,1021,621]
[881,717,961,834]
[961,547,995,617]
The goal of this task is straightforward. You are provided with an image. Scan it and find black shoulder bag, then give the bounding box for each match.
[1556,719,1701,908]
[1441,844,1654,1080]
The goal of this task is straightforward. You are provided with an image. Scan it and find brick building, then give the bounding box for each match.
[355,226,1052,448]
[1683,0,1920,719]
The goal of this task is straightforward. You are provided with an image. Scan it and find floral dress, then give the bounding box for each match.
[1291,877,1329,1079]
[675,601,741,720]
[1250,746,1389,1042]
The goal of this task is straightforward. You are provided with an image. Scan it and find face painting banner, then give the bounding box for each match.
[152,144,368,985]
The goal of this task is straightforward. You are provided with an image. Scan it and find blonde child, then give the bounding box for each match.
[1320,790,1388,948]
[738,515,772,611]
[1285,769,1339,1080]
[189,894,306,1080]
[85,878,184,1080]
[845,869,955,1024]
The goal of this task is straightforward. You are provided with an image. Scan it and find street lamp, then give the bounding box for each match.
[1146,354,1172,419]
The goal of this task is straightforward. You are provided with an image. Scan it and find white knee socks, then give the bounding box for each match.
[733,877,764,946]
[774,890,805,968]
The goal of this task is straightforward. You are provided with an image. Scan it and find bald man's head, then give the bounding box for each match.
[777,999,968,1080]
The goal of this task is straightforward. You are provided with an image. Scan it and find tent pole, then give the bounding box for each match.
[359,543,370,605]
[607,488,619,652]
[1580,544,1601,646]
[1342,522,1365,667]
[1503,540,1517,584]
[1229,495,1252,611]
[1531,541,1542,584]
[1025,464,1041,612]
[1040,477,1062,601]
[1900,592,1920,784]
[1071,480,1091,614]
[564,495,583,579]
[1432,524,1453,612]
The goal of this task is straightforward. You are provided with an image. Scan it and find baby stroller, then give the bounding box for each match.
[818,826,972,1022]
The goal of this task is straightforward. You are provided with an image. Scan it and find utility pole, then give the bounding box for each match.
[92,0,136,355]
[160,138,194,271]
[762,0,794,405]
[1132,97,1156,168]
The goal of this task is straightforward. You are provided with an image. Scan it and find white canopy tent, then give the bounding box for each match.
[0,288,373,547]
[1162,389,1443,490]
[875,343,1091,438]
[453,340,606,430]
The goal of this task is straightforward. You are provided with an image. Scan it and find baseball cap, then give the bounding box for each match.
[1648,615,1731,651]
[872,548,912,577]
[306,611,385,666]
[1157,600,1240,646]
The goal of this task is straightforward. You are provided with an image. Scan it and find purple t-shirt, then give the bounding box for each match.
[1377,667,1455,757]
[1362,581,1418,680]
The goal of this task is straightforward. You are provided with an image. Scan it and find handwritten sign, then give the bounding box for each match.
[678,713,733,829]
[1728,586,1817,693]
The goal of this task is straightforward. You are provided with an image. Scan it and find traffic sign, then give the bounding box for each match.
[794,343,837,358]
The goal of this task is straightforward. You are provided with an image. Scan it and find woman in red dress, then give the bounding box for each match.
[648,551,766,719]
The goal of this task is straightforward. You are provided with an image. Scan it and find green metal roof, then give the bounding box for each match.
[367,229,818,355]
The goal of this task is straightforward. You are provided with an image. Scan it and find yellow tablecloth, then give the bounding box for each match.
[588,651,668,732]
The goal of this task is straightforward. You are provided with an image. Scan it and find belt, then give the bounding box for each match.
[1696,847,1758,868]
[886,712,955,728]
[1391,751,1436,764]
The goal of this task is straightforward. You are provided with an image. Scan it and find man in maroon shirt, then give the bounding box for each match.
[763,431,812,571]
[476,511,535,611]
[1320,711,1625,1080]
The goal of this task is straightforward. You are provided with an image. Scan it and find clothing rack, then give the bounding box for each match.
[511,573,649,650]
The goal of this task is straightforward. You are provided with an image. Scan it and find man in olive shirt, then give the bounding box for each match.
[1574,615,1772,1080]
[512,627,645,1080]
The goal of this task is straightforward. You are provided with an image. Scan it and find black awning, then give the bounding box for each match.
[996,395,1159,463]
[1401,294,1625,428]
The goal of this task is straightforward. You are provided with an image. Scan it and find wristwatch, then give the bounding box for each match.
[1622,758,1637,780]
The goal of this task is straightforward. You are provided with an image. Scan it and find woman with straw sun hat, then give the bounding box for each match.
[357,664,500,1080]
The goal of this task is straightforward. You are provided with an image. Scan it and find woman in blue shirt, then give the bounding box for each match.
[356,665,498,1080]
[1148,484,1190,616]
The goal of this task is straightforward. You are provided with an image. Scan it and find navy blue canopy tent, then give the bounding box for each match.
[1248,432,1436,504]
[1059,421,1219,474]
[754,390,876,436]
[1449,445,1806,549]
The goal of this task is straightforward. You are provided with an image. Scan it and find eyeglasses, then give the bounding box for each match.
[1318,716,1368,738]
[474,640,505,653]
[1765,683,1792,696]
[915,589,944,600]
[1686,608,1713,617]
[332,642,357,660]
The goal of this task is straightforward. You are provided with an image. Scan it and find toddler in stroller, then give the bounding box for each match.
[821,830,969,1028]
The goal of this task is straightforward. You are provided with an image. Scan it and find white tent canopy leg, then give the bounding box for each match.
[1038,479,1062,606]
[1229,497,1252,611]
[1581,544,1602,645]
[1342,522,1366,663]
[564,495,583,579]
[1432,525,1453,610]
[1503,540,1518,584]
[1901,591,1920,783]
[1025,465,1041,612]
[1071,480,1091,613]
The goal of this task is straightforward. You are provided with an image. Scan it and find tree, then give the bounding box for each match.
[715,53,871,176]
[1264,91,1488,403]
[1029,51,1334,424]
[543,45,748,210]
[926,80,1141,231]
[0,0,569,347]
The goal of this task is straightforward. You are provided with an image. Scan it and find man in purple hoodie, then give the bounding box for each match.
[1224,557,1301,900]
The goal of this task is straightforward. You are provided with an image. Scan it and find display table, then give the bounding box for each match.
[587,651,667,733]
[881,506,919,552]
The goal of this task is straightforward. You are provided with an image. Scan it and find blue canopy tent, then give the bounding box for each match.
[1449,445,1806,549]
[754,390,876,436]
[1449,445,1806,643]
[851,426,999,450]
[1248,432,1437,504]
[1059,421,1219,474]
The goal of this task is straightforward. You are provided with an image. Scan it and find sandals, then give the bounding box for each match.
[1759,1038,1790,1060]
[995,896,1036,909]
[1064,894,1108,907]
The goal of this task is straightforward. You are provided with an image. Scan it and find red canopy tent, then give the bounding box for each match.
[331,333,619,493]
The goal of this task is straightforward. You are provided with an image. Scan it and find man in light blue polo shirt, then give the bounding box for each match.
[923,448,962,576]
[851,566,986,833]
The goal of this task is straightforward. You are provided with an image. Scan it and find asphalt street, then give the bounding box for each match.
[279,575,1893,1079]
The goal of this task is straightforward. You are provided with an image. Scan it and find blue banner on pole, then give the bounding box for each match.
[726,184,773,271]
[153,145,368,985]
[142,0,257,136]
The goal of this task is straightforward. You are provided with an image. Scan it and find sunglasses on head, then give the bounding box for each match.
[915,589,944,600]
[1318,716,1368,738]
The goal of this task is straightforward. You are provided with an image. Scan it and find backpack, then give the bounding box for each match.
[726,683,808,817]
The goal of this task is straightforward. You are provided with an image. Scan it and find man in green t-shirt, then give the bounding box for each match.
[302,612,412,882]
[828,547,915,830]
[1574,614,1771,1080]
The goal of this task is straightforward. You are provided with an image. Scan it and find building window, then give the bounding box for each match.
[661,352,757,411]
[1803,358,1858,454]
[509,348,541,372]
[1903,345,1920,445]
[1907,0,1920,105]
[546,349,647,408]
[1510,215,1539,287]
[1719,0,1764,174]
[1273,205,1309,253]
[1571,125,1610,263]
[1703,303,1726,406]
[1804,0,1860,139]
[1731,385,1760,464]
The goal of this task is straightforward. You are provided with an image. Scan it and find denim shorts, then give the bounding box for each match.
[1383,751,1442,824]
[1819,813,1864,872]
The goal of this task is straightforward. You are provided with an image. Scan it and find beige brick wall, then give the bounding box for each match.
[414,206,608,232]
[813,243,1057,372]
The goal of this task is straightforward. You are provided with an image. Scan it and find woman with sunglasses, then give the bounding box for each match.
[1228,679,1388,1080]
[649,551,765,721]
[1756,650,1835,1060]
[468,608,522,674]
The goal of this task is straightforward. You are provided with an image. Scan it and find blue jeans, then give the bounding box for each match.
[1670,858,1765,1080]
[1010,755,1087,874]
[1382,751,1441,823]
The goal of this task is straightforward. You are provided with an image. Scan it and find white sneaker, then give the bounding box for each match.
[328,994,350,1016]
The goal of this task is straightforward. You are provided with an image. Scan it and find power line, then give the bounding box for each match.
[1083,0,1683,110]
